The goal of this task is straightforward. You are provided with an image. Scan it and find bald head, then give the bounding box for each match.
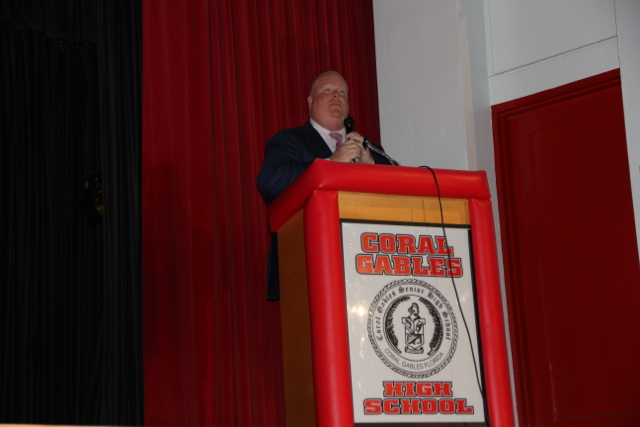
[309,71,349,95]
[307,71,350,131]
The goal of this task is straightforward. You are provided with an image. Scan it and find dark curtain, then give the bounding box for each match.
[0,0,142,424]
[142,0,381,425]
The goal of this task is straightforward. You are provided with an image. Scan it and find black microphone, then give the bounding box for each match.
[344,117,369,149]
[344,117,355,134]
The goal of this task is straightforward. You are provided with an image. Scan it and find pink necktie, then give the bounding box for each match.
[330,132,343,149]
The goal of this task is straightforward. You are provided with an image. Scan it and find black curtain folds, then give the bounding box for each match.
[0,0,142,424]
[1,0,97,43]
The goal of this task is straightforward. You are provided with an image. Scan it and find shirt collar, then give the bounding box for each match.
[310,118,346,152]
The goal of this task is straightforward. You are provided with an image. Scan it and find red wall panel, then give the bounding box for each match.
[493,70,640,427]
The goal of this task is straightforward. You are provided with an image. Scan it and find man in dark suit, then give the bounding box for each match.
[257,71,392,204]
[258,71,392,300]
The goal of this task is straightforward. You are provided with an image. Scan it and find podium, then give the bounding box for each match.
[268,160,514,427]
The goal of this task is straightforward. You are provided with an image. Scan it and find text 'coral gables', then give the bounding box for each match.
[355,233,464,277]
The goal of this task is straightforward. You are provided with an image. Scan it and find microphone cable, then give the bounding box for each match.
[419,165,485,404]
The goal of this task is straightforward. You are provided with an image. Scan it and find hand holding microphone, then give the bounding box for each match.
[334,117,373,163]
[340,117,400,166]
[329,133,370,163]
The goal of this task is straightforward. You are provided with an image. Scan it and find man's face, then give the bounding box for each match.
[307,72,349,130]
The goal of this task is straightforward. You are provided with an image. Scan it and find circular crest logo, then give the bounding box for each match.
[367,279,458,378]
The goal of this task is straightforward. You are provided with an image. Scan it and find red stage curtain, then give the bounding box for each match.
[142,0,381,425]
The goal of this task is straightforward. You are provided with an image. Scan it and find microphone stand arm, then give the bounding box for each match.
[364,138,400,166]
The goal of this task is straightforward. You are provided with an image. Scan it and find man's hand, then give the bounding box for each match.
[329,132,374,164]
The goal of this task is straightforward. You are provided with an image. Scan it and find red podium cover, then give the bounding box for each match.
[269,160,514,427]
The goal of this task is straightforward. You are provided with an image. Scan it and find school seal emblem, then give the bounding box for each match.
[368,279,458,378]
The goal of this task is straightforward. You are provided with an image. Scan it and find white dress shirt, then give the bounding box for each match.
[310,118,345,153]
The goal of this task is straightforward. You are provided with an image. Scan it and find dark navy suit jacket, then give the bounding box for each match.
[257,120,392,204]
[257,120,392,299]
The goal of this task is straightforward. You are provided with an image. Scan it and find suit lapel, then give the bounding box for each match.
[301,120,332,159]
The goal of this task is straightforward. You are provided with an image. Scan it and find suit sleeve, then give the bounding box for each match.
[257,130,315,204]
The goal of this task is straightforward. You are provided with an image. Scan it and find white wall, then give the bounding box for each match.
[373,0,469,170]
[616,0,640,254]
[374,0,620,167]
[489,0,617,73]
[487,0,619,104]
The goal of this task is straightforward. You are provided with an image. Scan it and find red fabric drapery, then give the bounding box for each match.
[142,0,381,425]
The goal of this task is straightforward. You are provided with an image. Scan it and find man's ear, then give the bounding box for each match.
[307,95,313,110]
